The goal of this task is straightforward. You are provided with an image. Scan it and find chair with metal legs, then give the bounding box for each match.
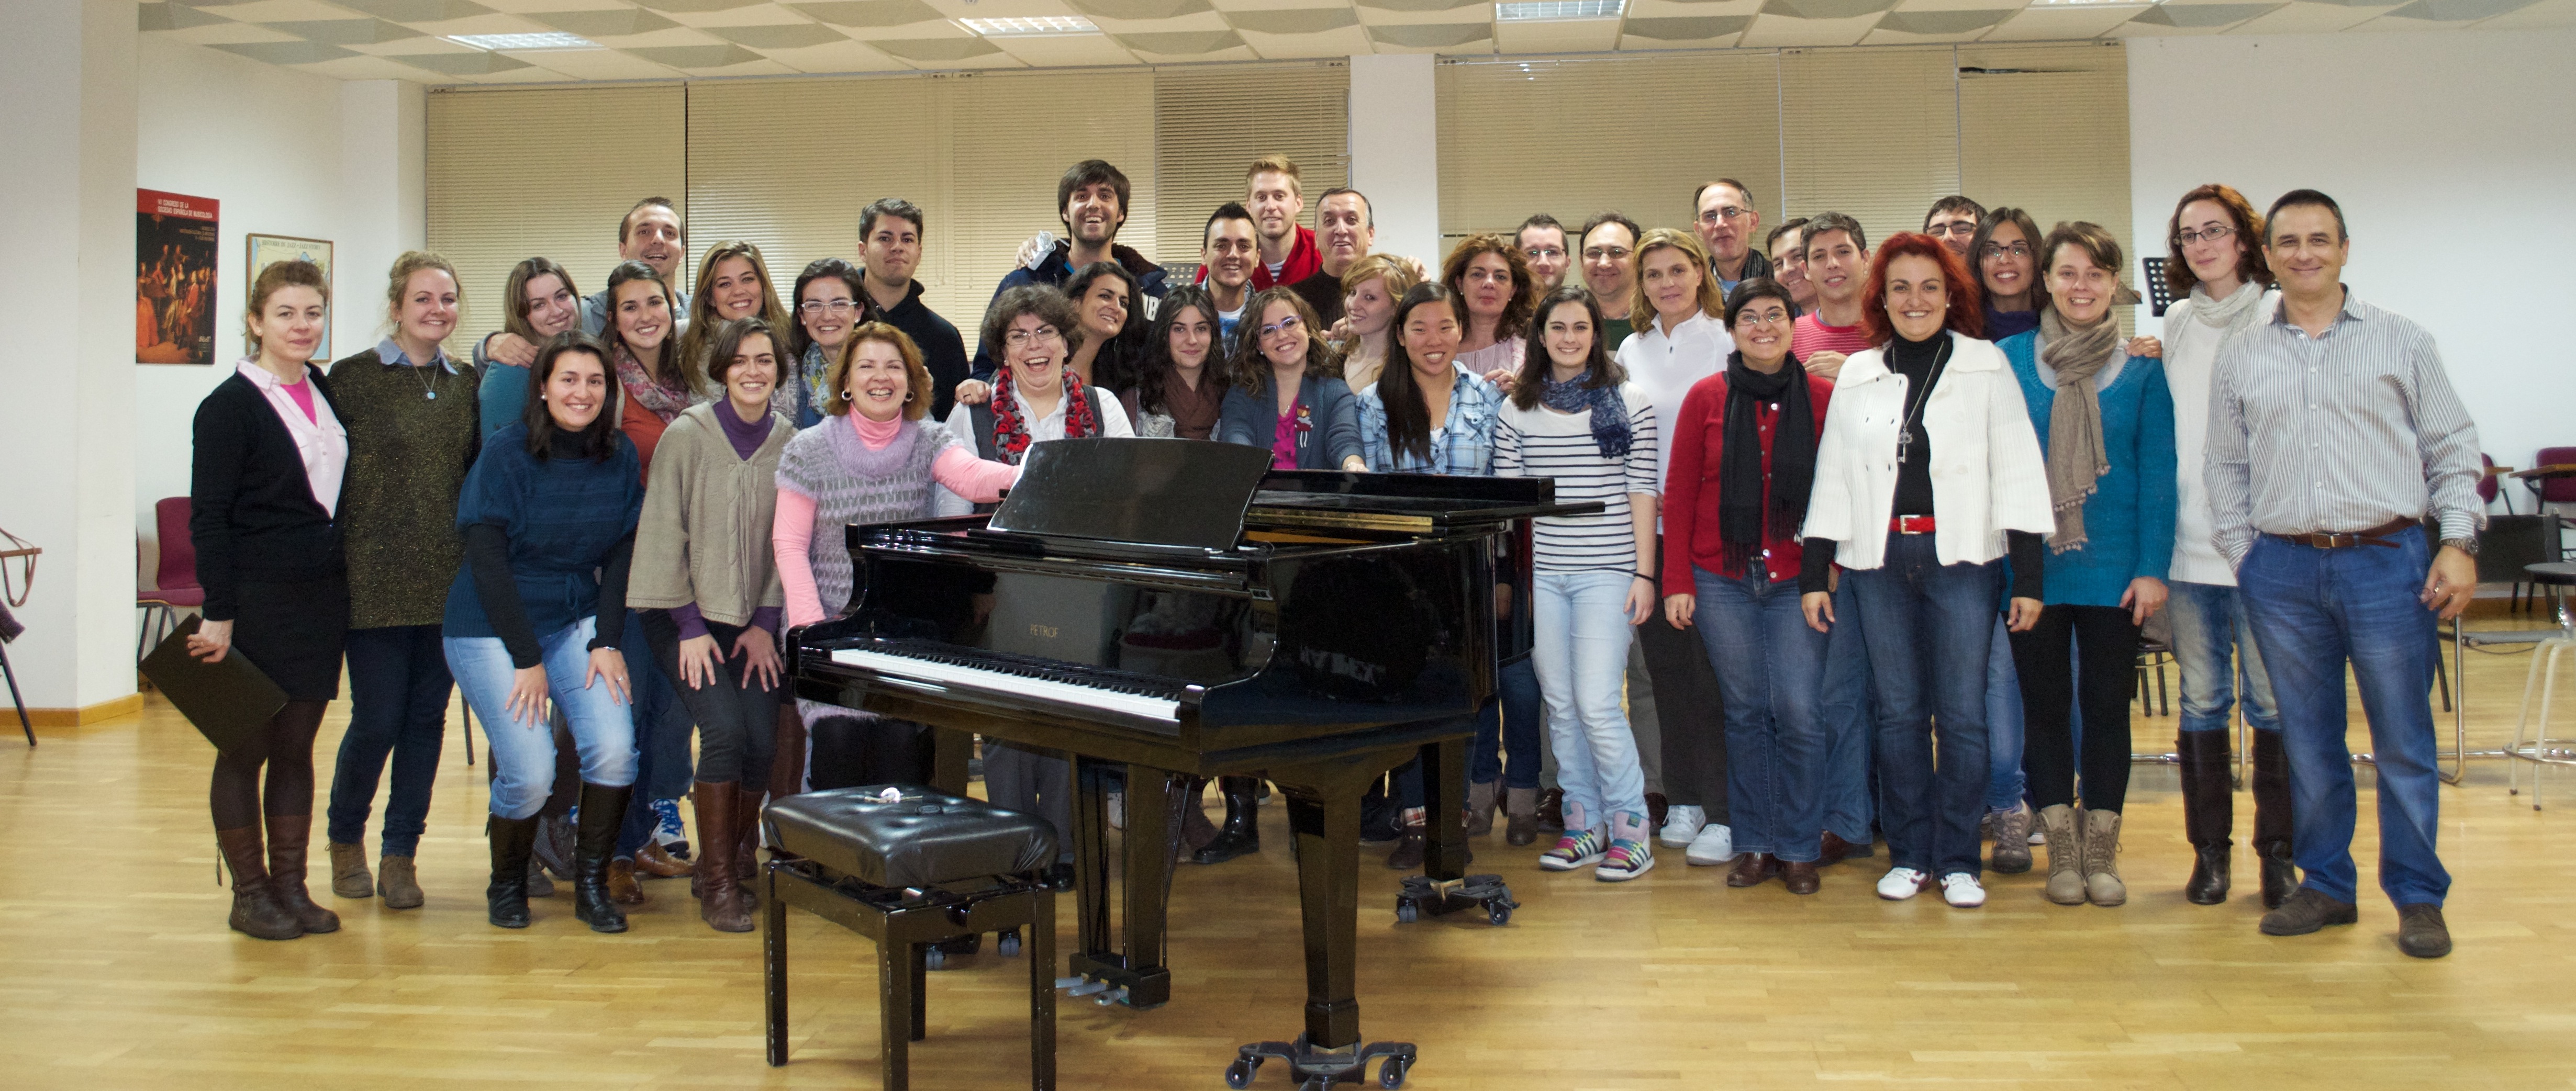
[2506,563,2576,807]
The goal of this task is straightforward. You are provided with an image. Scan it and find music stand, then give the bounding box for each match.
[2141,257,2177,318]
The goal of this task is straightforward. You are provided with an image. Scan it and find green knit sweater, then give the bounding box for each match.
[327,346,482,629]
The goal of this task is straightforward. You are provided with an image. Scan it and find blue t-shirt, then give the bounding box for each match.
[441,422,645,642]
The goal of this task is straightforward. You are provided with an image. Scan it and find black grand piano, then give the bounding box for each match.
[786,437,1593,1087]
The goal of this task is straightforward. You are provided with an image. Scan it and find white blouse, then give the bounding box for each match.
[236,357,348,516]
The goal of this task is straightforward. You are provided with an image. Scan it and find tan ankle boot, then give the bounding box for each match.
[2039,805,2085,906]
[328,842,373,899]
[2082,808,2126,907]
[377,855,423,909]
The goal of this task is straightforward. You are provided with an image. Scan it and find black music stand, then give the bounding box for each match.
[2,640,29,747]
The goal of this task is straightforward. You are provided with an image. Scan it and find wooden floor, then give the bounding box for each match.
[8,621,2576,1090]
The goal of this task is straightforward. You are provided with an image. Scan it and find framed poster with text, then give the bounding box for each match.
[137,189,219,365]
[247,234,334,361]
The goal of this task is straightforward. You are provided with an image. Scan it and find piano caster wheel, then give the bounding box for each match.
[998,929,1022,957]
[923,946,947,971]
[1485,903,1512,927]
[1224,1058,1258,1088]
[1378,1056,1409,1088]
[1395,901,1417,924]
[1396,874,1516,926]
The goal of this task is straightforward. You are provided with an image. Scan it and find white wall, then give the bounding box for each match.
[1348,54,1441,271]
[2127,29,2576,493]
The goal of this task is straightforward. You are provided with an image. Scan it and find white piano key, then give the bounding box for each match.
[830,647,1183,723]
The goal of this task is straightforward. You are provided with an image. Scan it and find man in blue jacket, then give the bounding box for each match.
[972,160,1168,378]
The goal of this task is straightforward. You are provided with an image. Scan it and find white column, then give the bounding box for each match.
[0,0,140,717]
[1347,54,1441,269]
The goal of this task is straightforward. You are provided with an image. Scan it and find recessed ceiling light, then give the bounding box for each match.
[444,32,602,51]
[956,16,1102,37]
[1495,0,1625,21]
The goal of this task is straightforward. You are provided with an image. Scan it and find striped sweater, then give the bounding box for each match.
[1492,381,1661,573]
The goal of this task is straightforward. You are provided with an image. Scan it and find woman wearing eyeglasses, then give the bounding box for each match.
[784,258,872,428]
[1217,287,1358,472]
[1970,208,2046,342]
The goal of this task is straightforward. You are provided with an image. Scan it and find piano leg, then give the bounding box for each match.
[1118,768,1174,1008]
[1061,758,1176,1008]
[1069,757,1116,962]
[1396,731,1520,927]
[929,726,973,795]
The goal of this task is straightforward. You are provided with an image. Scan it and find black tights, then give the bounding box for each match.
[208,700,328,829]
[2009,604,2140,813]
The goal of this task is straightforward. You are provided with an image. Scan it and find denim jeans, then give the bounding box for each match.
[2167,579,2280,736]
[327,624,451,856]
[1398,656,1538,808]
[616,610,687,857]
[1847,533,1999,879]
[446,614,638,819]
[1984,615,2027,811]
[1817,576,1876,845]
[1532,569,1647,833]
[2237,532,2449,908]
[1693,569,1830,861]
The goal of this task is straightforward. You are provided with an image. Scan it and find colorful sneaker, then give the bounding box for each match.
[1940,872,1987,908]
[652,797,690,859]
[1597,839,1655,882]
[1538,829,1606,871]
[1876,867,1932,901]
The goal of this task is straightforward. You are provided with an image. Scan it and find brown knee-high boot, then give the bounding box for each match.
[265,812,340,933]
[691,782,753,932]
[2178,731,2234,905]
[2251,730,2296,909]
[217,826,302,940]
[732,786,765,910]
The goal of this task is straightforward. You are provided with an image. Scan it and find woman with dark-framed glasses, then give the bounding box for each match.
[783,258,872,428]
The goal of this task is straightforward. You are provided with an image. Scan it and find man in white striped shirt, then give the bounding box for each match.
[2205,189,2483,959]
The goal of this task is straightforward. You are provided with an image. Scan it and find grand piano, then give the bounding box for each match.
[786,437,1593,1087]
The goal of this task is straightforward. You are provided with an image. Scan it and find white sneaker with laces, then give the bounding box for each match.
[1876,867,1931,900]
[1658,805,1706,848]
[1941,872,1987,907]
[1684,823,1737,866]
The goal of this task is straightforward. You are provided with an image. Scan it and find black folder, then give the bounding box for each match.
[140,615,288,758]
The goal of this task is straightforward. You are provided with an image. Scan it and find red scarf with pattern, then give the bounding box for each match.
[988,363,1097,463]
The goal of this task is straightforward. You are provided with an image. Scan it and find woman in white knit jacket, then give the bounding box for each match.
[1797,232,2054,910]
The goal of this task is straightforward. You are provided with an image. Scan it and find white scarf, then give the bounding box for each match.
[2190,280,2265,338]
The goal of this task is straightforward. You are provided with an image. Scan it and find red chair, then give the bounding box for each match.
[2535,446,2576,508]
[137,497,203,664]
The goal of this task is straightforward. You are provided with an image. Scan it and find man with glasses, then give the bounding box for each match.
[1578,211,1643,352]
[1517,213,1573,293]
[2207,188,2482,960]
[1692,179,1772,295]
[857,197,969,421]
[1202,204,1259,341]
[1923,195,1986,260]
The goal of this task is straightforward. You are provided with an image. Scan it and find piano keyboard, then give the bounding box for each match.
[831,646,1185,723]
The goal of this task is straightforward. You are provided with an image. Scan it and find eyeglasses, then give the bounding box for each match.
[1582,246,1632,262]
[2176,224,2236,245]
[1523,246,1566,262]
[1003,327,1062,347]
[1981,242,2032,261]
[798,299,860,317]
[1735,308,1791,327]
[1258,314,1304,339]
[1697,206,1749,225]
[1926,222,1980,238]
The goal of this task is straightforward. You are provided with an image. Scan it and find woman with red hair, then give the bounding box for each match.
[1797,233,2053,910]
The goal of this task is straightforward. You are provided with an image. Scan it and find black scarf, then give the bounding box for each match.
[1718,351,1816,573]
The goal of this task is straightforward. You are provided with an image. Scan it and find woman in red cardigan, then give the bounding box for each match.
[1658,278,1837,894]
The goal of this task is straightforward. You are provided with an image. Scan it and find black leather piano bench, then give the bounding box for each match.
[762,785,1064,1090]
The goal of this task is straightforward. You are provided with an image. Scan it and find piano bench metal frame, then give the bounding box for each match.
[763,859,1058,1090]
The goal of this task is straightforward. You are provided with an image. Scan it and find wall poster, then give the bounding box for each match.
[137,189,219,365]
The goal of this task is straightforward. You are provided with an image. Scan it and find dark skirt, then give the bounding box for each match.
[230,573,351,701]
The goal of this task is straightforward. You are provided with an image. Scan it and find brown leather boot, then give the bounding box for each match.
[328,841,373,899]
[632,839,694,879]
[265,813,339,933]
[733,788,765,909]
[216,826,302,940]
[692,782,753,932]
[1465,781,1499,837]
[1504,786,1539,847]
[607,858,646,905]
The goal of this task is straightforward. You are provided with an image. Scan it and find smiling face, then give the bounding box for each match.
[1979,222,2035,304]
[1882,253,1951,343]
[862,215,921,287]
[613,279,672,352]
[1769,229,1814,308]
[1456,251,1515,322]
[841,337,911,423]
[1518,224,1569,290]
[1003,312,1066,396]
[2044,242,2117,327]
[1541,300,1593,370]
[1399,298,1462,375]
[1247,170,1303,248]
[1639,244,1704,324]
[522,272,578,339]
[2177,198,2247,290]
[543,350,609,431]
[799,276,858,351]
[1732,295,1793,368]
[397,268,460,351]
[1806,229,1867,309]
[622,205,684,280]
[1165,304,1214,370]
[1317,193,1371,268]
[1344,275,1399,339]
[1580,222,1637,302]
[1077,276,1130,341]
[1256,299,1311,370]
[2263,204,2347,299]
[1063,181,1125,246]
[710,256,765,320]
[723,332,778,412]
[1694,183,1756,266]
[251,285,327,364]
[1203,217,1256,291]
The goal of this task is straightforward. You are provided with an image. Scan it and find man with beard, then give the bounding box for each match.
[977,159,1167,375]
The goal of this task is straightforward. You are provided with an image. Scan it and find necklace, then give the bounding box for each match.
[1893,335,1951,466]
[402,351,443,401]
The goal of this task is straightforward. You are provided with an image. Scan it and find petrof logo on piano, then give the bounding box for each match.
[1028,623,1060,639]
[1296,647,1382,684]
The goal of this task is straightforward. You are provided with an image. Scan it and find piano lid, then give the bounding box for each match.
[1245,470,1599,533]
[987,437,1276,552]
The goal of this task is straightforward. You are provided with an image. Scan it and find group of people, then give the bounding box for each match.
[184,152,2483,962]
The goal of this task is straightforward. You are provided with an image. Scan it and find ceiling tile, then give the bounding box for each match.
[214,39,362,62]
[2127,2,2283,26]
[149,19,305,43]
[789,0,946,25]
[1067,0,1218,17]
[622,41,775,63]
[1225,6,1361,30]
[391,48,540,72]
[1234,24,1376,52]
[1761,0,1897,16]
[204,0,374,19]
[521,7,684,35]
[1112,27,1247,50]
[353,37,485,54]
[1736,9,1882,41]
[2228,1,2393,30]
[1357,0,1489,12]
[287,54,461,80]
[1494,17,1623,52]
[2383,0,2539,16]
[757,35,915,68]
[264,17,428,43]
[1980,5,2134,36]
[1622,13,1755,36]
[329,0,499,18]
[1366,20,1493,44]
[587,24,732,43]
[707,21,852,44]
[1630,0,1759,10]
[1874,7,2010,30]
[511,45,688,76]
[139,3,233,31]
[635,0,778,11]
[866,35,1008,59]
[468,0,634,11]
[2475,0,2576,23]
[1894,0,2017,9]
[991,34,1146,64]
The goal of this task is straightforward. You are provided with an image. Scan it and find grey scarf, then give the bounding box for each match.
[2037,307,2121,552]
[2190,280,2265,337]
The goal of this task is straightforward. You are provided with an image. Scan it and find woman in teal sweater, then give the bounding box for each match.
[1998,221,2176,911]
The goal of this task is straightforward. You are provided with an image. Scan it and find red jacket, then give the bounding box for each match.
[1202,225,1319,292]
[1662,369,1836,588]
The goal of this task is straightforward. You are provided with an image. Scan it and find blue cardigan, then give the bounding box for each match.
[1215,373,1362,470]
[1999,331,2177,609]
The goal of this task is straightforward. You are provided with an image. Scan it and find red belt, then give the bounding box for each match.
[1889,515,1936,535]
[2266,515,2417,549]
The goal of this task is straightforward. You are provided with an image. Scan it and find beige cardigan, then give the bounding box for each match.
[630,401,793,625]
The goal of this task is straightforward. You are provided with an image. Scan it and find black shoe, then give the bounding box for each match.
[2259,887,2358,937]
[1386,830,1425,871]
[572,783,632,934]
[2396,903,2452,959]
[2185,844,2232,906]
[1359,792,1403,847]
[486,814,539,929]
[2257,839,2298,910]
[1191,776,1262,865]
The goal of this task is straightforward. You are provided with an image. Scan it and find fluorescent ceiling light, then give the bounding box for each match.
[445,32,601,51]
[956,16,1102,36]
[1496,0,1625,20]
[2026,0,2159,6]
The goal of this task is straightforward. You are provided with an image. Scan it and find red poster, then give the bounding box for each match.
[138,189,220,365]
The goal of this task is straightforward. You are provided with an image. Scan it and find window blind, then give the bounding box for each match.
[1151,62,1351,269]
[1959,40,2135,333]
[1778,46,1962,251]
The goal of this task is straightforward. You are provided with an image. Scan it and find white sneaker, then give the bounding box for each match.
[1940,872,1986,908]
[1658,805,1706,848]
[1107,791,1124,831]
[1684,823,1737,866]
[1876,867,1932,900]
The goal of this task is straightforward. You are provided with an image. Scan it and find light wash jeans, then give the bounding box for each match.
[447,614,639,820]
[1532,569,1647,835]
[1693,569,1828,862]
[2167,579,2280,736]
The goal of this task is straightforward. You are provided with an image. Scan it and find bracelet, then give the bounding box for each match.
[1632,571,1656,583]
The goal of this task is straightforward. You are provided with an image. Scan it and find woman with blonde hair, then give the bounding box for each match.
[1333,253,1421,393]
[677,240,794,412]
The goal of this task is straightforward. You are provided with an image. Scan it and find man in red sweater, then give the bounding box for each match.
[1791,211,1875,367]
[1206,154,1319,292]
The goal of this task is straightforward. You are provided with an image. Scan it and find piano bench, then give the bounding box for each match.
[762,786,1062,1090]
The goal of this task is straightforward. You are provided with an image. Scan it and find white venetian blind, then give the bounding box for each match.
[1959,40,2136,316]
[425,85,686,355]
[1778,46,1961,252]
[1151,63,1351,270]
[1437,53,1784,256]
[946,70,1157,355]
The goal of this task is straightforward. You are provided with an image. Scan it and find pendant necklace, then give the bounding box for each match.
[1893,335,1951,466]
[406,353,442,401]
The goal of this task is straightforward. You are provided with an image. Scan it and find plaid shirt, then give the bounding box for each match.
[1357,364,1504,476]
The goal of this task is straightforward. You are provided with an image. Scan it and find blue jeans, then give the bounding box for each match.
[1694,569,1829,861]
[1532,569,1647,834]
[2168,579,2280,736]
[1818,576,1876,844]
[327,624,451,856]
[2237,532,2449,908]
[1984,615,2027,811]
[1396,656,1538,808]
[1847,533,1999,879]
[616,610,688,857]
[446,615,638,820]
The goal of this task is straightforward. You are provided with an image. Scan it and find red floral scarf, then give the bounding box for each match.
[988,363,1097,463]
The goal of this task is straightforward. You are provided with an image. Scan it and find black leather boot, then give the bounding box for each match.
[487,813,539,929]
[2178,731,2234,906]
[2252,730,2296,910]
[1191,775,1262,864]
[573,783,633,933]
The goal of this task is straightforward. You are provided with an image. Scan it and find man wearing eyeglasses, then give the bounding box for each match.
[1517,213,1572,293]
[1202,204,1260,342]
[1692,179,1773,296]
[1923,195,1986,261]
[857,197,968,421]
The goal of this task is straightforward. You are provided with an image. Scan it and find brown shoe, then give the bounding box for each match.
[376,855,424,909]
[607,857,646,905]
[1726,852,1780,888]
[1818,831,1856,865]
[1504,786,1540,847]
[1465,781,1498,838]
[328,842,373,899]
[2396,903,2451,959]
[692,782,753,932]
[1386,813,1427,871]
[1781,861,1821,895]
[632,839,694,879]
[265,813,340,934]
[216,826,302,940]
[1536,787,1565,833]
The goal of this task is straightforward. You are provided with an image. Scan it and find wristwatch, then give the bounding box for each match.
[2441,536,2480,557]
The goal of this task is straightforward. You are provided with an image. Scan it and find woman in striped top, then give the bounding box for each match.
[1493,286,1662,881]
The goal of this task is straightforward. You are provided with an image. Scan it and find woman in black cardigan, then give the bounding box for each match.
[188,259,352,941]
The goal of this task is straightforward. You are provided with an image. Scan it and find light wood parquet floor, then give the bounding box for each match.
[6,618,2576,1089]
